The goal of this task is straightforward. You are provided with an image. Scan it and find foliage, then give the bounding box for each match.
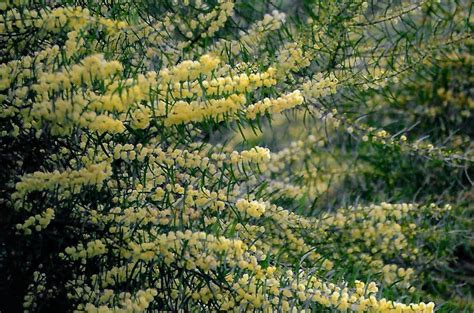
[0,0,472,312]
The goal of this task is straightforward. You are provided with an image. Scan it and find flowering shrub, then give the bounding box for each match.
[1,0,472,312]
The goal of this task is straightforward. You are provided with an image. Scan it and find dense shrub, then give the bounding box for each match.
[0,0,472,312]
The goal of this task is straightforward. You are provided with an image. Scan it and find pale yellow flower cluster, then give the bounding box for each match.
[16,208,55,235]
[246,90,304,119]
[302,73,339,99]
[162,94,246,125]
[81,289,158,313]
[236,199,266,218]
[12,162,111,210]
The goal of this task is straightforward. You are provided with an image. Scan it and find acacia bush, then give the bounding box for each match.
[0,0,473,312]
